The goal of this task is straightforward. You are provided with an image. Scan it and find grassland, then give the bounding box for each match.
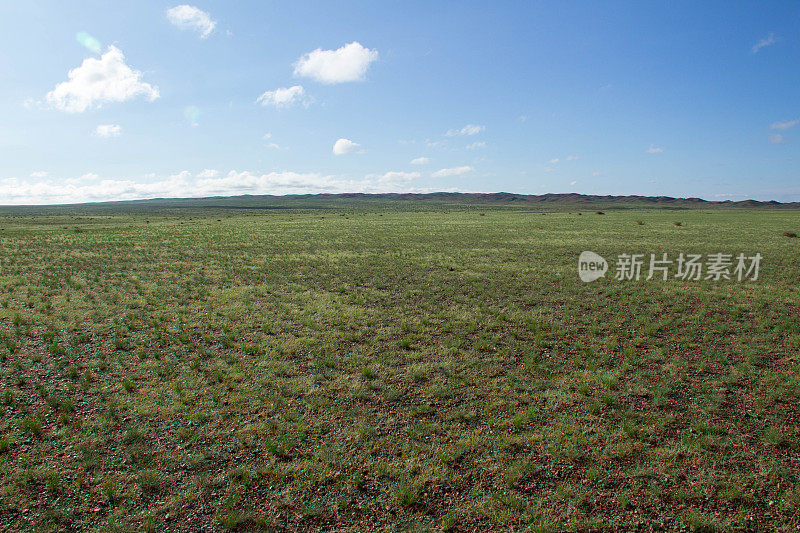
[0,204,798,531]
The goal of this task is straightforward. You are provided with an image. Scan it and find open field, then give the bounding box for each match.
[0,203,799,531]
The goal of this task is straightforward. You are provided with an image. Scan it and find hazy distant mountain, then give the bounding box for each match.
[2,192,798,213]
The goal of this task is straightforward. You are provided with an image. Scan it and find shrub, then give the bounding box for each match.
[0,434,13,454]
[122,378,135,393]
[102,476,116,502]
[49,342,66,355]
[138,469,162,497]
[394,480,421,507]
[20,415,42,437]
[765,426,787,447]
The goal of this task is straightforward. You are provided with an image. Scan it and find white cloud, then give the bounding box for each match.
[770,119,799,131]
[196,169,218,178]
[80,173,100,181]
[95,124,122,137]
[333,138,363,155]
[261,133,285,150]
[549,158,560,164]
[294,42,378,84]
[30,171,48,178]
[366,171,422,183]
[431,166,473,178]
[466,141,486,150]
[566,155,579,161]
[410,157,430,165]
[166,5,216,39]
[751,33,776,54]
[446,124,484,136]
[646,145,663,154]
[46,46,159,113]
[769,133,786,144]
[570,180,577,186]
[1,169,466,205]
[256,85,308,108]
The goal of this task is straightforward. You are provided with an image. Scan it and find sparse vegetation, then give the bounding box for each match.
[0,202,797,530]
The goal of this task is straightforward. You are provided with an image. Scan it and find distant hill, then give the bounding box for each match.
[1,192,798,214]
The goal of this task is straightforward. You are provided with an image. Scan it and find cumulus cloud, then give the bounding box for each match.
[166,5,216,38]
[431,166,473,178]
[446,124,484,136]
[0,169,445,205]
[751,33,776,54]
[45,46,159,113]
[332,138,363,155]
[410,157,430,165]
[770,119,799,131]
[294,42,378,84]
[95,124,122,137]
[769,133,786,144]
[365,171,422,183]
[466,141,486,150]
[646,145,663,154]
[256,85,308,108]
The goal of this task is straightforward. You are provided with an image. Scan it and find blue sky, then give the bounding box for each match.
[1,1,798,204]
